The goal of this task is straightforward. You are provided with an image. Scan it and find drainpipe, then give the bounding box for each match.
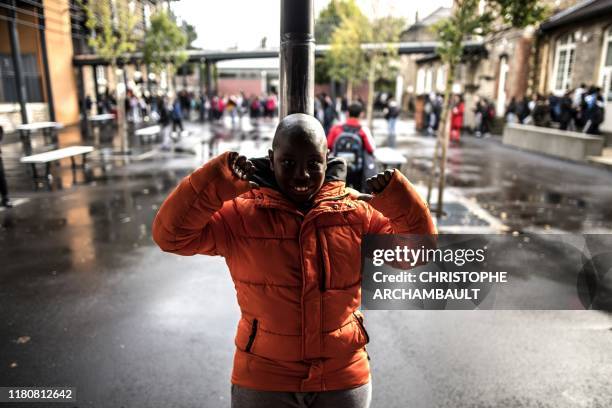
[8,0,28,124]
[279,0,314,117]
[38,5,55,121]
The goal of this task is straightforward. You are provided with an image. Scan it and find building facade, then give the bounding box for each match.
[0,0,168,131]
[399,0,612,133]
[535,0,612,132]
[0,0,78,131]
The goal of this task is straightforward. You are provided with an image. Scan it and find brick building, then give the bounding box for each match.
[535,0,612,132]
[0,0,166,131]
[0,0,79,131]
[398,0,612,132]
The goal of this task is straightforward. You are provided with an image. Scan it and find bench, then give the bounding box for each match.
[502,123,604,161]
[16,121,64,155]
[134,125,161,144]
[20,146,94,189]
[374,147,407,170]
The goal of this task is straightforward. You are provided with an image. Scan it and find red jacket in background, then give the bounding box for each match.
[450,101,465,141]
[327,118,376,154]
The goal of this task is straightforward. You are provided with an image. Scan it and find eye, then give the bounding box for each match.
[281,159,294,168]
[308,160,324,171]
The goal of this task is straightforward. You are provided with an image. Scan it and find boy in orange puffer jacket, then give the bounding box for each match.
[152,113,435,408]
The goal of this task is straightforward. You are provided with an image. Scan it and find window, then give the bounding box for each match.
[601,27,612,102]
[416,68,425,94]
[552,33,576,92]
[435,66,446,92]
[604,27,612,68]
[425,68,433,93]
[0,54,43,103]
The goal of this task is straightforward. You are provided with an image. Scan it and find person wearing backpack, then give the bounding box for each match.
[327,101,376,191]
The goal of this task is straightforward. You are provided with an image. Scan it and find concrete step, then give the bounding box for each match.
[587,147,612,169]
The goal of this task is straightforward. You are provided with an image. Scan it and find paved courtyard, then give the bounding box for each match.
[1,119,611,407]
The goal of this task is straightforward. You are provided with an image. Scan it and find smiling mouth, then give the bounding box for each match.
[292,186,310,193]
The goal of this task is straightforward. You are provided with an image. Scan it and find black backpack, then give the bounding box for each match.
[332,125,364,173]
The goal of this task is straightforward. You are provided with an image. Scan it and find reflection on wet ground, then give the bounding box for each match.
[2,121,612,406]
[400,135,612,232]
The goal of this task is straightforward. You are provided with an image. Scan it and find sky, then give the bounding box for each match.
[171,0,452,51]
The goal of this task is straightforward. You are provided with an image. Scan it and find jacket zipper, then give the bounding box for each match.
[245,319,258,353]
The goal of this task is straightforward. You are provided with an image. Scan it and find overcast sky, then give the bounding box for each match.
[171,0,452,50]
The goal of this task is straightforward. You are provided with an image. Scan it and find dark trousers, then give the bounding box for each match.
[0,154,9,201]
[172,118,184,132]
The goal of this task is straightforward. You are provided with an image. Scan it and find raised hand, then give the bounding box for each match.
[366,169,395,194]
[228,152,259,189]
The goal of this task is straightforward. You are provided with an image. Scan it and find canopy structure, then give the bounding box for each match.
[72,41,487,66]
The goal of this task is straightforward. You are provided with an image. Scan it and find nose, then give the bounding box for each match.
[293,165,309,182]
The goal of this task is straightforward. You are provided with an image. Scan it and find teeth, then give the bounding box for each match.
[293,186,308,192]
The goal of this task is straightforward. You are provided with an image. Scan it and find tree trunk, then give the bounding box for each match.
[366,56,376,130]
[114,63,129,154]
[426,133,441,205]
[435,62,455,219]
[346,78,353,102]
[165,63,173,94]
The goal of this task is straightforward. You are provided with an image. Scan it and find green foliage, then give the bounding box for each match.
[181,21,198,50]
[317,1,404,88]
[432,0,548,66]
[78,0,140,64]
[316,0,364,83]
[431,0,494,66]
[493,0,548,28]
[315,0,362,44]
[366,16,406,80]
[143,11,188,74]
[327,10,369,84]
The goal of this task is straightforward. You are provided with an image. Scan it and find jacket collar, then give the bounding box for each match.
[247,156,349,214]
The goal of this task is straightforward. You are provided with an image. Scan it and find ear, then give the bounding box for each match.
[268,149,274,171]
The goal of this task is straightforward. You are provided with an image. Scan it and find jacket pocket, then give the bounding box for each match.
[245,319,258,353]
[353,312,370,344]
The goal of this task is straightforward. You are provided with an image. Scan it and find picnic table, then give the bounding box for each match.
[20,145,94,189]
[374,147,407,170]
[134,125,161,144]
[89,114,115,122]
[16,121,64,155]
[88,113,115,144]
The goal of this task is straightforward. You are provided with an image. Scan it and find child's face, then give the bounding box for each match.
[269,135,328,204]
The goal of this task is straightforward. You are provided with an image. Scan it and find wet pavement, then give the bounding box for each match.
[396,128,612,233]
[1,119,612,407]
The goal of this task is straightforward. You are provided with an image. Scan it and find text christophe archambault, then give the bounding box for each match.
[369,245,507,301]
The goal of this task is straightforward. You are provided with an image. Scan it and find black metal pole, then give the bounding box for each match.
[92,65,101,113]
[38,7,56,122]
[8,0,28,124]
[280,0,314,117]
[205,61,212,97]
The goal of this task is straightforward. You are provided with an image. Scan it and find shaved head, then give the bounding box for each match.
[268,113,329,204]
[272,113,327,154]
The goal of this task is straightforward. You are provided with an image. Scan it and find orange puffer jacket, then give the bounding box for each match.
[152,151,436,392]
